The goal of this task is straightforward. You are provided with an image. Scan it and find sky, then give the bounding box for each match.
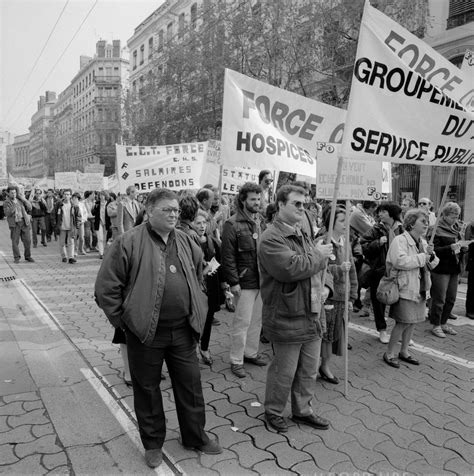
[0,0,162,136]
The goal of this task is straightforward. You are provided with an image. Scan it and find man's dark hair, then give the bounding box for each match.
[276,184,306,205]
[196,188,213,203]
[258,170,271,183]
[72,192,81,199]
[377,202,402,221]
[179,195,199,221]
[7,185,18,193]
[109,192,117,201]
[84,191,93,198]
[238,182,262,205]
[63,188,72,195]
[362,201,377,211]
[146,188,176,209]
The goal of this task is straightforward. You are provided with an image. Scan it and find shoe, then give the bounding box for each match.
[383,352,400,368]
[448,313,458,320]
[319,367,339,384]
[212,318,221,326]
[347,343,353,350]
[25,257,35,263]
[467,313,474,320]
[200,349,213,366]
[186,439,223,454]
[431,327,446,338]
[243,354,267,366]
[62,258,67,263]
[230,364,246,378]
[14,258,20,264]
[124,379,133,387]
[260,334,270,344]
[68,258,77,264]
[379,330,390,344]
[398,353,420,365]
[292,413,330,430]
[42,242,47,247]
[265,413,288,432]
[47,237,51,242]
[441,325,457,336]
[144,448,162,468]
[99,254,103,259]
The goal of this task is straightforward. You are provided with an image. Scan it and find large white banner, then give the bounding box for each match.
[54,172,79,190]
[115,143,207,194]
[77,172,104,192]
[222,69,346,176]
[316,144,388,200]
[341,2,474,167]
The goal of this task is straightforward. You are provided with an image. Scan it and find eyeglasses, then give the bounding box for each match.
[418,202,428,206]
[155,207,181,215]
[264,179,273,184]
[289,201,305,209]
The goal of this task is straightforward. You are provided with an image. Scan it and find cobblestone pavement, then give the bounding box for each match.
[0,219,473,475]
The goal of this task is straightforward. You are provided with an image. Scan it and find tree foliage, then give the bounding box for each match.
[123,0,429,146]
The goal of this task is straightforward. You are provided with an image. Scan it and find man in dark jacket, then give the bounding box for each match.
[221,182,266,378]
[94,188,222,469]
[258,185,333,433]
[29,188,48,247]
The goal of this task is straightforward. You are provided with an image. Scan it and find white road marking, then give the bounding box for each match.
[349,323,474,369]
[81,368,178,476]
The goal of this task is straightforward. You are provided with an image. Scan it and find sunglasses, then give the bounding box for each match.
[289,201,305,209]
[418,202,428,206]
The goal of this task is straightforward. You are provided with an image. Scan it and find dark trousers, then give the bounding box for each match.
[429,273,459,326]
[32,217,46,245]
[200,309,215,351]
[467,270,474,315]
[126,325,209,450]
[10,220,32,260]
[45,213,56,240]
[84,218,97,248]
[369,271,386,331]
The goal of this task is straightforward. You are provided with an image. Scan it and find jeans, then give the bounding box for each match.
[45,213,56,240]
[31,217,46,245]
[125,325,209,450]
[59,229,75,259]
[265,338,321,417]
[96,223,105,255]
[429,272,459,326]
[76,223,85,254]
[229,289,262,364]
[84,218,97,249]
[10,220,32,260]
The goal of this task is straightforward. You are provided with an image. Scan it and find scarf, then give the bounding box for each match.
[431,216,461,241]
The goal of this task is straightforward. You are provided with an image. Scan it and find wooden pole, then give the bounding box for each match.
[428,167,456,245]
[343,200,351,397]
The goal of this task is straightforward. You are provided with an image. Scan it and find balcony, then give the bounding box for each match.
[93,97,119,105]
[94,75,121,84]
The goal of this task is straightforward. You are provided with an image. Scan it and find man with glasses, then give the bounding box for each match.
[418,198,436,226]
[29,189,48,248]
[222,182,267,378]
[95,188,222,468]
[258,185,333,433]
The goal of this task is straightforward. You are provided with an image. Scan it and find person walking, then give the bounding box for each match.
[258,185,333,433]
[383,209,439,368]
[4,185,34,263]
[29,188,48,248]
[116,185,140,236]
[44,189,57,242]
[56,189,81,264]
[95,188,222,469]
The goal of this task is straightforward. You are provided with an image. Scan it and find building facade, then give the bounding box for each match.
[11,133,31,177]
[0,131,14,178]
[393,0,474,220]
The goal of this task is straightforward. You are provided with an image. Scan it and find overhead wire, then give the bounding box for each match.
[3,0,71,122]
[6,0,99,131]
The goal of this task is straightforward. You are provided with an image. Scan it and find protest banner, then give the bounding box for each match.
[205,139,222,165]
[54,172,78,190]
[115,143,207,194]
[340,1,474,167]
[0,177,9,188]
[77,172,104,192]
[316,144,386,200]
[8,173,36,189]
[222,69,346,177]
[104,174,119,193]
[84,163,105,174]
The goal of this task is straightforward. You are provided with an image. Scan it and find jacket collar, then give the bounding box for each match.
[273,217,299,238]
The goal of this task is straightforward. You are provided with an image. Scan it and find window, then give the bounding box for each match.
[158,30,164,51]
[148,37,153,58]
[167,22,173,42]
[178,13,185,38]
[447,0,474,28]
[133,50,137,69]
[191,3,197,29]
[140,44,144,64]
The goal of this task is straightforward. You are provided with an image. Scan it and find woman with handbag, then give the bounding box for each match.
[383,209,438,368]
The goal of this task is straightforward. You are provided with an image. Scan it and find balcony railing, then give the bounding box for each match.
[94,75,121,84]
[447,10,474,29]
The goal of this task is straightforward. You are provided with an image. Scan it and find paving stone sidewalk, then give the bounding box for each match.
[0,220,473,475]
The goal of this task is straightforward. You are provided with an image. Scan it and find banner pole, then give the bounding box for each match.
[428,167,456,246]
[344,199,351,397]
[217,164,224,197]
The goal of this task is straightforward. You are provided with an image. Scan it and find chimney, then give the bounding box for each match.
[97,40,106,58]
[38,95,45,110]
[45,91,56,102]
[113,40,121,57]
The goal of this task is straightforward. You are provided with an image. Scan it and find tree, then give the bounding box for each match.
[123,0,430,145]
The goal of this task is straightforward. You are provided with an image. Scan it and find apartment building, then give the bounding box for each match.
[11,133,30,177]
[0,130,14,178]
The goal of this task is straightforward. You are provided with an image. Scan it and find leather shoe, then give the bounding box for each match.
[265,413,288,432]
[319,367,339,384]
[292,413,330,430]
[186,439,223,454]
[383,352,400,368]
[448,313,458,320]
[467,313,474,320]
[230,364,246,378]
[398,353,419,365]
[144,448,162,468]
[243,354,267,366]
[25,257,35,263]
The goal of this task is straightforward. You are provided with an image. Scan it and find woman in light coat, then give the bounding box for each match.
[383,209,439,368]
